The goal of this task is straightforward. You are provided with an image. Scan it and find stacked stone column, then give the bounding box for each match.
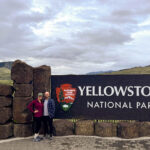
[33,65,51,134]
[33,65,51,99]
[11,60,33,137]
[0,84,13,139]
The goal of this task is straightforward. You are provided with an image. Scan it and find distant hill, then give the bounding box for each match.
[1,63,150,86]
[0,61,13,69]
[86,66,150,75]
[102,66,150,75]
[87,70,113,75]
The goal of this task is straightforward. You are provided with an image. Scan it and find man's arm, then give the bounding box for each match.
[48,99,55,118]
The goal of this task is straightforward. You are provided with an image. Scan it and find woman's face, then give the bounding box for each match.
[38,96,43,100]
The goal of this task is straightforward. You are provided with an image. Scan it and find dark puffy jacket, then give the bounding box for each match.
[48,98,55,118]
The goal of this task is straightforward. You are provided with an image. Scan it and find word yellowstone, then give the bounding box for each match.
[78,86,150,97]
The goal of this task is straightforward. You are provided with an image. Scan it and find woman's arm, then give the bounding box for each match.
[27,100,35,113]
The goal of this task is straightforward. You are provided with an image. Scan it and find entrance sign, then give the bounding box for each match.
[51,75,150,121]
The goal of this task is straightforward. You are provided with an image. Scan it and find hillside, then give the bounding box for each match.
[0,67,11,80]
[0,67,12,85]
[102,66,150,75]
[1,65,150,86]
[0,61,13,69]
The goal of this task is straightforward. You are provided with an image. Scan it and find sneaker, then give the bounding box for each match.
[49,136,53,140]
[43,134,49,139]
[33,137,41,142]
[37,136,43,140]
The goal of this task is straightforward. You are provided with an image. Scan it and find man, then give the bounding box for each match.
[43,91,55,139]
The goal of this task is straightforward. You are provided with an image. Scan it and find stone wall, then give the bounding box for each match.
[0,84,13,139]
[53,120,150,139]
[11,60,33,137]
[11,60,51,137]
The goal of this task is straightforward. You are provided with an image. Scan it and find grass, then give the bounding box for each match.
[0,80,13,85]
[0,67,12,85]
[0,67,11,80]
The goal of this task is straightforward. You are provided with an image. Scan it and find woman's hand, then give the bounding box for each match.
[34,110,39,113]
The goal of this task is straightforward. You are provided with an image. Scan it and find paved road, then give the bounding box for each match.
[1,136,150,150]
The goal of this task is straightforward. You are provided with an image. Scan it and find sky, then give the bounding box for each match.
[0,0,150,74]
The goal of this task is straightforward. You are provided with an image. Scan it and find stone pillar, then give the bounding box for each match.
[33,65,51,99]
[0,84,13,139]
[11,60,33,137]
[95,122,117,137]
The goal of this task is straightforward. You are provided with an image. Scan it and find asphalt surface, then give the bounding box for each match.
[0,135,150,150]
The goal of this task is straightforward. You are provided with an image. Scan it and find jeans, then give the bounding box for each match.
[42,116,53,136]
[34,117,42,134]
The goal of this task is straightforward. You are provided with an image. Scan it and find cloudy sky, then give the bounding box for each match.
[0,0,150,74]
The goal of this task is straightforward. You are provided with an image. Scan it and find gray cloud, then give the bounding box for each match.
[0,0,150,74]
[73,28,132,46]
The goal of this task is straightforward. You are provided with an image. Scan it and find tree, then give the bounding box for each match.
[59,88,64,102]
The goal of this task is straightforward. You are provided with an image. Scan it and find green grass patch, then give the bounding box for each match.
[0,67,11,80]
[0,80,13,85]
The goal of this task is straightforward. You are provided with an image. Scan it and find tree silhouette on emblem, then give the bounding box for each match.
[59,88,64,102]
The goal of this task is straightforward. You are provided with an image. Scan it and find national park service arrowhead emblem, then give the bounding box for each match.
[56,84,77,111]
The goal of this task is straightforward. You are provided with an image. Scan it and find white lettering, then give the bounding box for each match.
[78,86,85,96]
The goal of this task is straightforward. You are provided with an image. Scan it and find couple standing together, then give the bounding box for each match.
[28,91,55,142]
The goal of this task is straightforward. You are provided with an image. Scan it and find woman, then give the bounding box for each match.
[28,93,43,142]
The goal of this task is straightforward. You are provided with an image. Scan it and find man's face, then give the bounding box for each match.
[45,92,50,98]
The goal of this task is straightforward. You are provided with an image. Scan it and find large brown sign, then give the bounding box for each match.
[51,75,150,121]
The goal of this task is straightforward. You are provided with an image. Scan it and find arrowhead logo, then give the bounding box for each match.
[56,84,77,111]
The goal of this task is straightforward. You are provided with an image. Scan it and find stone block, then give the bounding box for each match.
[11,60,33,84]
[75,120,94,135]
